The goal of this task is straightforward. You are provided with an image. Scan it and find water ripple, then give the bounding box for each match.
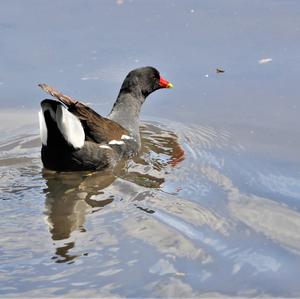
[1,117,300,297]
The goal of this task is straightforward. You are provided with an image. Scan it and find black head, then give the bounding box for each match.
[120,66,173,98]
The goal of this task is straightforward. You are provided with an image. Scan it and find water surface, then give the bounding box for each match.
[1,0,300,297]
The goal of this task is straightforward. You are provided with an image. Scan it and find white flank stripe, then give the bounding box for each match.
[109,140,125,145]
[38,110,48,145]
[121,134,132,140]
[99,145,112,149]
[56,105,85,149]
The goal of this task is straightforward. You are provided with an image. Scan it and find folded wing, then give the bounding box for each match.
[39,83,129,144]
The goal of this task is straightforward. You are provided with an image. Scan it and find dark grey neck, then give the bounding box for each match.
[108,91,145,144]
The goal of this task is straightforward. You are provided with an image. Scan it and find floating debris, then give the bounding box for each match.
[80,76,100,81]
[216,68,225,73]
[258,58,272,64]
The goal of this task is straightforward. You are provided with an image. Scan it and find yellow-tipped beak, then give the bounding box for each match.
[159,76,173,89]
[167,82,173,88]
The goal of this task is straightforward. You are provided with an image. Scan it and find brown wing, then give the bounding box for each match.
[38,83,128,143]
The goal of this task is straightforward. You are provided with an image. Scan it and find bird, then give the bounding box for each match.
[38,66,173,171]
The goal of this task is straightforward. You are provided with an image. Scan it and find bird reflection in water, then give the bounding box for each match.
[43,170,116,263]
[42,123,185,263]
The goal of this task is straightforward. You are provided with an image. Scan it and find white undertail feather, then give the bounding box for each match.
[56,105,85,149]
[41,102,56,120]
[39,102,85,149]
[38,110,48,145]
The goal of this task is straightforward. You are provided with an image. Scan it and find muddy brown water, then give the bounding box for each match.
[1,1,300,297]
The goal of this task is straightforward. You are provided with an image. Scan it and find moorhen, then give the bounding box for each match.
[38,66,173,171]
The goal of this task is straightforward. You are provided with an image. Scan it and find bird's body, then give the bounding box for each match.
[38,67,172,171]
